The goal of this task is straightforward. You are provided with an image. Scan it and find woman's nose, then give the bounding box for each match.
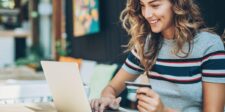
[144,8,153,18]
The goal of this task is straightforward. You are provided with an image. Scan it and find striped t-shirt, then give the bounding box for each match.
[122,32,225,112]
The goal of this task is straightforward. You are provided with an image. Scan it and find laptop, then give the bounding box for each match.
[40,61,92,112]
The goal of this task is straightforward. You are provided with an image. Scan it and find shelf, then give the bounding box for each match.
[0,30,30,38]
[0,8,19,16]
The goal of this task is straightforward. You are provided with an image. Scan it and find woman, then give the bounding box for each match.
[90,0,225,112]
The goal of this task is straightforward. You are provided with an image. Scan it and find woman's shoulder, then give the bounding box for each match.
[194,31,224,55]
[195,31,221,42]
[194,31,223,46]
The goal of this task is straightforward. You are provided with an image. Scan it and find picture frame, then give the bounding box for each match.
[73,0,100,37]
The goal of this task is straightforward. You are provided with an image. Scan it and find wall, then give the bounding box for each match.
[0,38,14,67]
[197,0,225,35]
[65,0,225,64]
[65,0,129,64]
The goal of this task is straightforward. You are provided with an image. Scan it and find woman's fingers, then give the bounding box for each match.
[109,97,121,110]
[136,87,164,112]
[137,87,159,99]
[99,102,107,112]
[90,99,96,109]
[94,99,100,112]
[137,104,148,112]
[90,97,121,112]
[137,94,157,106]
[138,99,156,112]
[137,94,156,111]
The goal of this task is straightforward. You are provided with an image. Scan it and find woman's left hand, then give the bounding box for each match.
[136,87,165,112]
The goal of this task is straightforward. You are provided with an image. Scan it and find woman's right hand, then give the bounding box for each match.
[90,97,121,112]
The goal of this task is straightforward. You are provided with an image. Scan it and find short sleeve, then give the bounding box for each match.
[122,49,145,75]
[201,35,225,83]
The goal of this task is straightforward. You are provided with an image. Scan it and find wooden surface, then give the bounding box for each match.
[0,30,30,38]
[0,103,135,112]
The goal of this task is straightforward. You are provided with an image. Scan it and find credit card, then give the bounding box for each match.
[125,81,152,93]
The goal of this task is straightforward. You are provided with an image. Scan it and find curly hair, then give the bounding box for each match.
[120,0,209,76]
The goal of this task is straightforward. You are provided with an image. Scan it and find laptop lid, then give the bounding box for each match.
[41,61,92,112]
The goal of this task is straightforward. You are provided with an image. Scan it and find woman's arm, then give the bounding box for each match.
[203,82,225,112]
[90,68,139,112]
[101,68,139,98]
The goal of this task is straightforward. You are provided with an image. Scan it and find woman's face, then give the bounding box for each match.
[140,0,175,38]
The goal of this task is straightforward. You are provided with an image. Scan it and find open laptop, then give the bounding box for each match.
[40,61,92,112]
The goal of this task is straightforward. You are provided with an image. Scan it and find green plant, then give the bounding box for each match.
[55,39,70,56]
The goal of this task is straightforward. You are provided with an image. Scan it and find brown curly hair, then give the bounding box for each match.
[120,0,210,76]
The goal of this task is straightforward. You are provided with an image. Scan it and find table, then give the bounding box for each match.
[0,103,56,112]
[0,30,30,38]
[0,103,137,112]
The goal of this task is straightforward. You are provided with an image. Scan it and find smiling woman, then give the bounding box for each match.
[140,0,175,38]
[90,0,225,112]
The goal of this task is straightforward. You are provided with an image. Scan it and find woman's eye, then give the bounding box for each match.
[140,4,145,8]
[152,4,159,8]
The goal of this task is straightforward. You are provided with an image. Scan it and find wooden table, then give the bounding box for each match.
[0,103,137,112]
[0,30,30,38]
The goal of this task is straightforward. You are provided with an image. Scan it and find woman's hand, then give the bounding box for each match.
[90,97,121,112]
[136,87,166,112]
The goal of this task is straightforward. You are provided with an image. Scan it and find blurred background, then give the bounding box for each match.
[0,0,224,69]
